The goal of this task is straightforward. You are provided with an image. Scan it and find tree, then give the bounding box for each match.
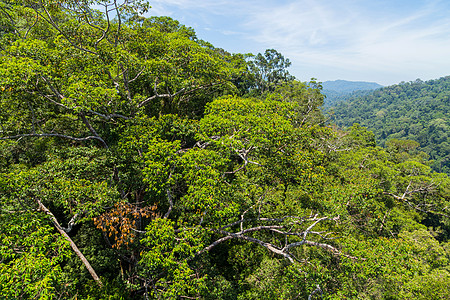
[0,0,239,293]
[266,79,325,126]
[133,95,352,298]
[247,49,295,95]
[0,0,238,146]
[0,209,71,299]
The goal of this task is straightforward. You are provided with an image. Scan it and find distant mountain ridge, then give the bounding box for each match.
[322,80,383,93]
[322,80,383,107]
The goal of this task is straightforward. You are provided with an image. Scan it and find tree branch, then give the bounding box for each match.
[384,191,450,218]
[61,211,83,233]
[36,198,103,287]
[138,81,225,108]
[197,214,357,263]
[79,112,108,148]
[0,132,105,145]
[37,2,98,56]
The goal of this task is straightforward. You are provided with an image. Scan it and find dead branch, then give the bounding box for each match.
[197,214,357,263]
[384,183,449,218]
[61,211,82,233]
[36,2,98,56]
[0,132,105,145]
[138,81,225,108]
[36,198,103,287]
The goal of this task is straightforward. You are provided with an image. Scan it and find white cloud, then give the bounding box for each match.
[238,0,450,84]
[145,0,450,85]
[245,1,357,47]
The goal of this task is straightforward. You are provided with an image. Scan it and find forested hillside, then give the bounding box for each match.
[329,77,450,174]
[1,1,449,299]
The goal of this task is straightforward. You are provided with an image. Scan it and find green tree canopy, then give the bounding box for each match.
[0,1,449,299]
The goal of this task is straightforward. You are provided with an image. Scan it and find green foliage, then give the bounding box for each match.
[139,218,208,298]
[347,123,376,147]
[336,229,450,299]
[138,16,197,38]
[0,212,71,299]
[0,1,449,299]
[266,79,325,126]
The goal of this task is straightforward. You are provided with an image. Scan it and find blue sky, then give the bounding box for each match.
[146,0,450,86]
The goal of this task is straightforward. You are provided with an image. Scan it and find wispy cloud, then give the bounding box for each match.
[149,0,238,16]
[147,0,450,85]
[240,0,450,83]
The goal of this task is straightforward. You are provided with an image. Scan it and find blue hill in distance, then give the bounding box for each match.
[322,80,383,93]
[322,80,383,106]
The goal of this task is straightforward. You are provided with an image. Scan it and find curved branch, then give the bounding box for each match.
[0,5,21,37]
[93,2,111,48]
[197,228,295,263]
[164,189,174,219]
[113,0,122,47]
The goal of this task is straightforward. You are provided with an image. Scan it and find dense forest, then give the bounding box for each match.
[329,77,450,174]
[1,1,449,299]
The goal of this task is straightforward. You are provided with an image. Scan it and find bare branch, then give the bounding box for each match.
[384,186,449,218]
[119,62,132,102]
[0,5,21,37]
[129,67,146,83]
[164,174,174,219]
[138,81,225,108]
[138,90,184,108]
[24,9,39,39]
[197,214,358,264]
[224,146,261,175]
[308,285,323,300]
[199,228,296,263]
[114,0,122,47]
[61,211,83,233]
[39,76,69,104]
[0,132,105,144]
[402,181,413,199]
[37,1,98,56]
[36,198,103,286]
[93,2,111,48]
[79,113,108,148]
